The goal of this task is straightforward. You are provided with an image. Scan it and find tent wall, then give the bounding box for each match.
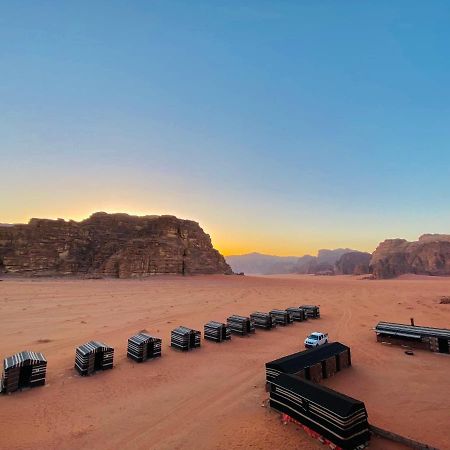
[75,342,114,376]
[171,327,201,351]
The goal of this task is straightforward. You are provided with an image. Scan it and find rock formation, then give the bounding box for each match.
[0,212,232,277]
[370,234,450,279]
[335,251,371,275]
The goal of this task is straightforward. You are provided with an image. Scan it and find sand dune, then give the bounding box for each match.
[0,275,449,449]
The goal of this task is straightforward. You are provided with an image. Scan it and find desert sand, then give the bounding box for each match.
[0,274,449,450]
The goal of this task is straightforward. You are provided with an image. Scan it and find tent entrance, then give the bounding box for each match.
[94,351,104,370]
[145,342,154,358]
[246,320,251,333]
[221,326,227,340]
[189,332,196,348]
[438,338,449,354]
[18,365,33,389]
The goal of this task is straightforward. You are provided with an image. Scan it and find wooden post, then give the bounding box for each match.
[410,317,415,326]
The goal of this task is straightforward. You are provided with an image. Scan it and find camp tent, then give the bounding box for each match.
[250,312,277,329]
[299,305,320,319]
[270,373,370,450]
[204,321,231,342]
[375,321,450,354]
[75,341,114,376]
[270,309,294,326]
[171,326,201,351]
[286,307,307,321]
[1,351,47,394]
[227,315,255,336]
[127,333,162,362]
[266,342,351,384]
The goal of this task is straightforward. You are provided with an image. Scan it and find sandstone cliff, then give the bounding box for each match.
[370,234,450,279]
[0,212,232,277]
[335,251,371,275]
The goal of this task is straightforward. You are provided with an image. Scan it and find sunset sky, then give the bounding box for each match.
[1,1,449,256]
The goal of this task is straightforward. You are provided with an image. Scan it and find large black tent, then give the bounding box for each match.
[75,341,114,376]
[204,321,231,342]
[127,333,162,362]
[270,309,293,326]
[250,312,276,329]
[266,342,351,384]
[226,315,255,336]
[375,321,450,354]
[269,373,370,450]
[1,351,47,394]
[171,326,201,351]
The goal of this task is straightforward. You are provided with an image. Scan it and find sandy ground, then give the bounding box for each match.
[0,274,449,450]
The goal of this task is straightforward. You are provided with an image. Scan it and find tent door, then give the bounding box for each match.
[18,365,33,388]
[189,332,196,348]
[145,342,153,358]
[94,351,104,370]
[221,326,227,341]
[438,338,449,354]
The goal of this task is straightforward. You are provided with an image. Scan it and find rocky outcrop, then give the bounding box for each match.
[335,252,371,275]
[0,212,232,277]
[370,234,450,279]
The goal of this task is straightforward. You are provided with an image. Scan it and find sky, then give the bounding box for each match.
[1,1,449,256]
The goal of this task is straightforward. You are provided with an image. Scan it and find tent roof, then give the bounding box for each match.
[266,342,349,373]
[128,333,160,345]
[4,351,47,370]
[273,373,365,417]
[76,341,113,356]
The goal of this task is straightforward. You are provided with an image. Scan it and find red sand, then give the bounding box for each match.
[0,274,449,450]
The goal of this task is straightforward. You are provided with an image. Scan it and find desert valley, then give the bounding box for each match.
[0,214,449,450]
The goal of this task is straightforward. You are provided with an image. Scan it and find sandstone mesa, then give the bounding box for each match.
[0,212,232,277]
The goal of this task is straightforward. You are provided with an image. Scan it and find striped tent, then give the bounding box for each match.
[270,309,294,326]
[300,305,320,319]
[286,307,307,322]
[270,373,370,450]
[1,351,47,394]
[250,312,277,329]
[204,321,231,342]
[266,342,351,385]
[75,341,114,376]
[127,333,162,362]
[171,326,201,351]
[375,321,450,354]
[226,315,255,336]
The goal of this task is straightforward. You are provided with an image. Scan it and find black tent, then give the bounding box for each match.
[286,307,307,321]
[127,333,162,362]
[171,326,201,351]
[250,312,277,329]
[266,342,351,384]
[375,321,450,354]
[204,321,231,342]
[270,373,370,450]
[75,341,114,376]
[227,315,255,336]
[270,309,293,326]
[300,305,320,318]
[1,351,47,394]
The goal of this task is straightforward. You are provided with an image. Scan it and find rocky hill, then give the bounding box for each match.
[370,234,450,278]
[335,251,371,275]
[0,212,232,277]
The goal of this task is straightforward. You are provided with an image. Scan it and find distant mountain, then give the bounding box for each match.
[226,253,300,275]
[226,248,360,275]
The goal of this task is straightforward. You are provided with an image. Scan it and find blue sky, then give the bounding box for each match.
[1,1,449,255]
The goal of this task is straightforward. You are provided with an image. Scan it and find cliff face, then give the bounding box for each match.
[370,234,450,279]
[0,212,232,277]
[335,251,371,275]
